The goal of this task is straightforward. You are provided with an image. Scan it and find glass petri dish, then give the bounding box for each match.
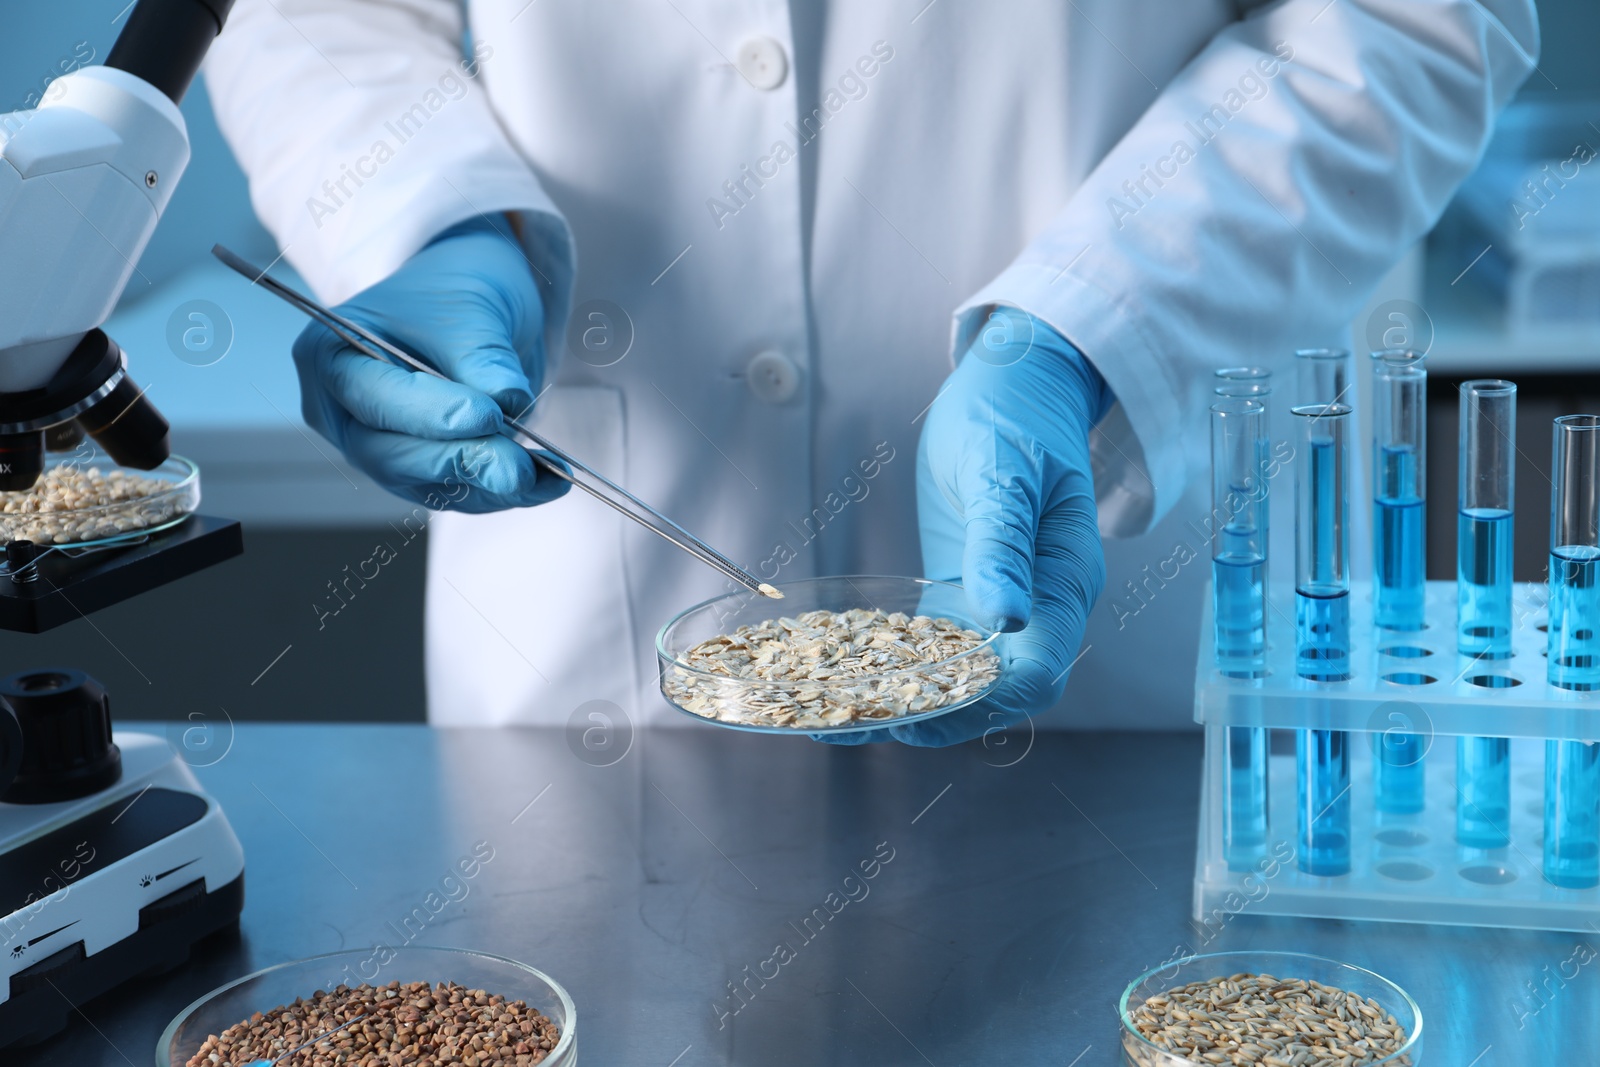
[158,946,576,1067]
[656,575,1004,734]
[0,454,199,548]
[1119,950,1421,1066]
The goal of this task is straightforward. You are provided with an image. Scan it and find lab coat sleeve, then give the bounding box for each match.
[955,0,1538,538]
[203,0,574,365]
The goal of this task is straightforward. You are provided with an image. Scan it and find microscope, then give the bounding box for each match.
[0,0,249,1046]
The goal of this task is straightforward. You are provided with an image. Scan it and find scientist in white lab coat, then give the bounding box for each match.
[205,0,1536,739]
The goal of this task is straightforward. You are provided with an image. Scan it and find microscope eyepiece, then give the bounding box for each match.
[106,0,238,105]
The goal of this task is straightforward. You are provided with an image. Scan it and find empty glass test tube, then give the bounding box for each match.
[1371,351,1428,813]
[1545,414,1600,888]
[1457,380,1516,848]
[1212,398,1270,869]
[1294,402,1352,875]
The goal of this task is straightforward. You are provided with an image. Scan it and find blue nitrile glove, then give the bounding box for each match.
[818,308,1112,747]
[291,215,567,512]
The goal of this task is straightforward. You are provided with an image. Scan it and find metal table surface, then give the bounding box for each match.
[17,724,1590,1066]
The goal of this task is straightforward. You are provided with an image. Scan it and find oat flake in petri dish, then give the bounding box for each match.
[657,575,1005,734]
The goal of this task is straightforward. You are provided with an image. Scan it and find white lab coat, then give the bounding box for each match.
[205,0,1536,727]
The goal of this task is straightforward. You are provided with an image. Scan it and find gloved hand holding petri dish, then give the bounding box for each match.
[659,309,1112,747]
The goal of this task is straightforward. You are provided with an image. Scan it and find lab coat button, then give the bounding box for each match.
[736,37,788,91]
[746,350,800,404]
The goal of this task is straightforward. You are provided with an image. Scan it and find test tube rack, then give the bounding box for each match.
[1192,577,1600,932]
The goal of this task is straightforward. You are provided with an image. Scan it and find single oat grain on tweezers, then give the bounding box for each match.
[185,979,561,1066]
[665,607,1000,729]
[1126,973,1412,1067]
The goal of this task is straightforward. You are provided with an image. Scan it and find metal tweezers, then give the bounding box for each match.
[212,245,780,600]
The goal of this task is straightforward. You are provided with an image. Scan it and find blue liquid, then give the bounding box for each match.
[1295,589,1350,682]
[1372,729,1426,814]
[1254,435,1272,597]
[1457,736,1511,848]
[1305,438,1339,586]
[1214,550,1268,869]
[1546,547,1600,886]
[1214,551,1265,678]
[1297,728,1351,875]
[1545,739,1600,888]
[1548,546,1600,692]
[1457,508,1513,659]
[1224,726,1269,871]
[1457,508,1512,847]
[1374,445,1425,631]
[1372,446,1425,812]
[1294,437,1348,875]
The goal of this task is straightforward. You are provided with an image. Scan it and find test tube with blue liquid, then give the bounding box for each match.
[1293,401,1352,875]
[1545,414,1600,887]
[1294,354,1351,613]
[1456,380,1515,848]
[1212,397,1269,868]
[1371,351,1427,813]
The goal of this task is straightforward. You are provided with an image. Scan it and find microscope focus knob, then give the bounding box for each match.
[0,669,122,804]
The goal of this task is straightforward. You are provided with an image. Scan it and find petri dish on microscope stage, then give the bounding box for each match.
[0,454,200,549]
